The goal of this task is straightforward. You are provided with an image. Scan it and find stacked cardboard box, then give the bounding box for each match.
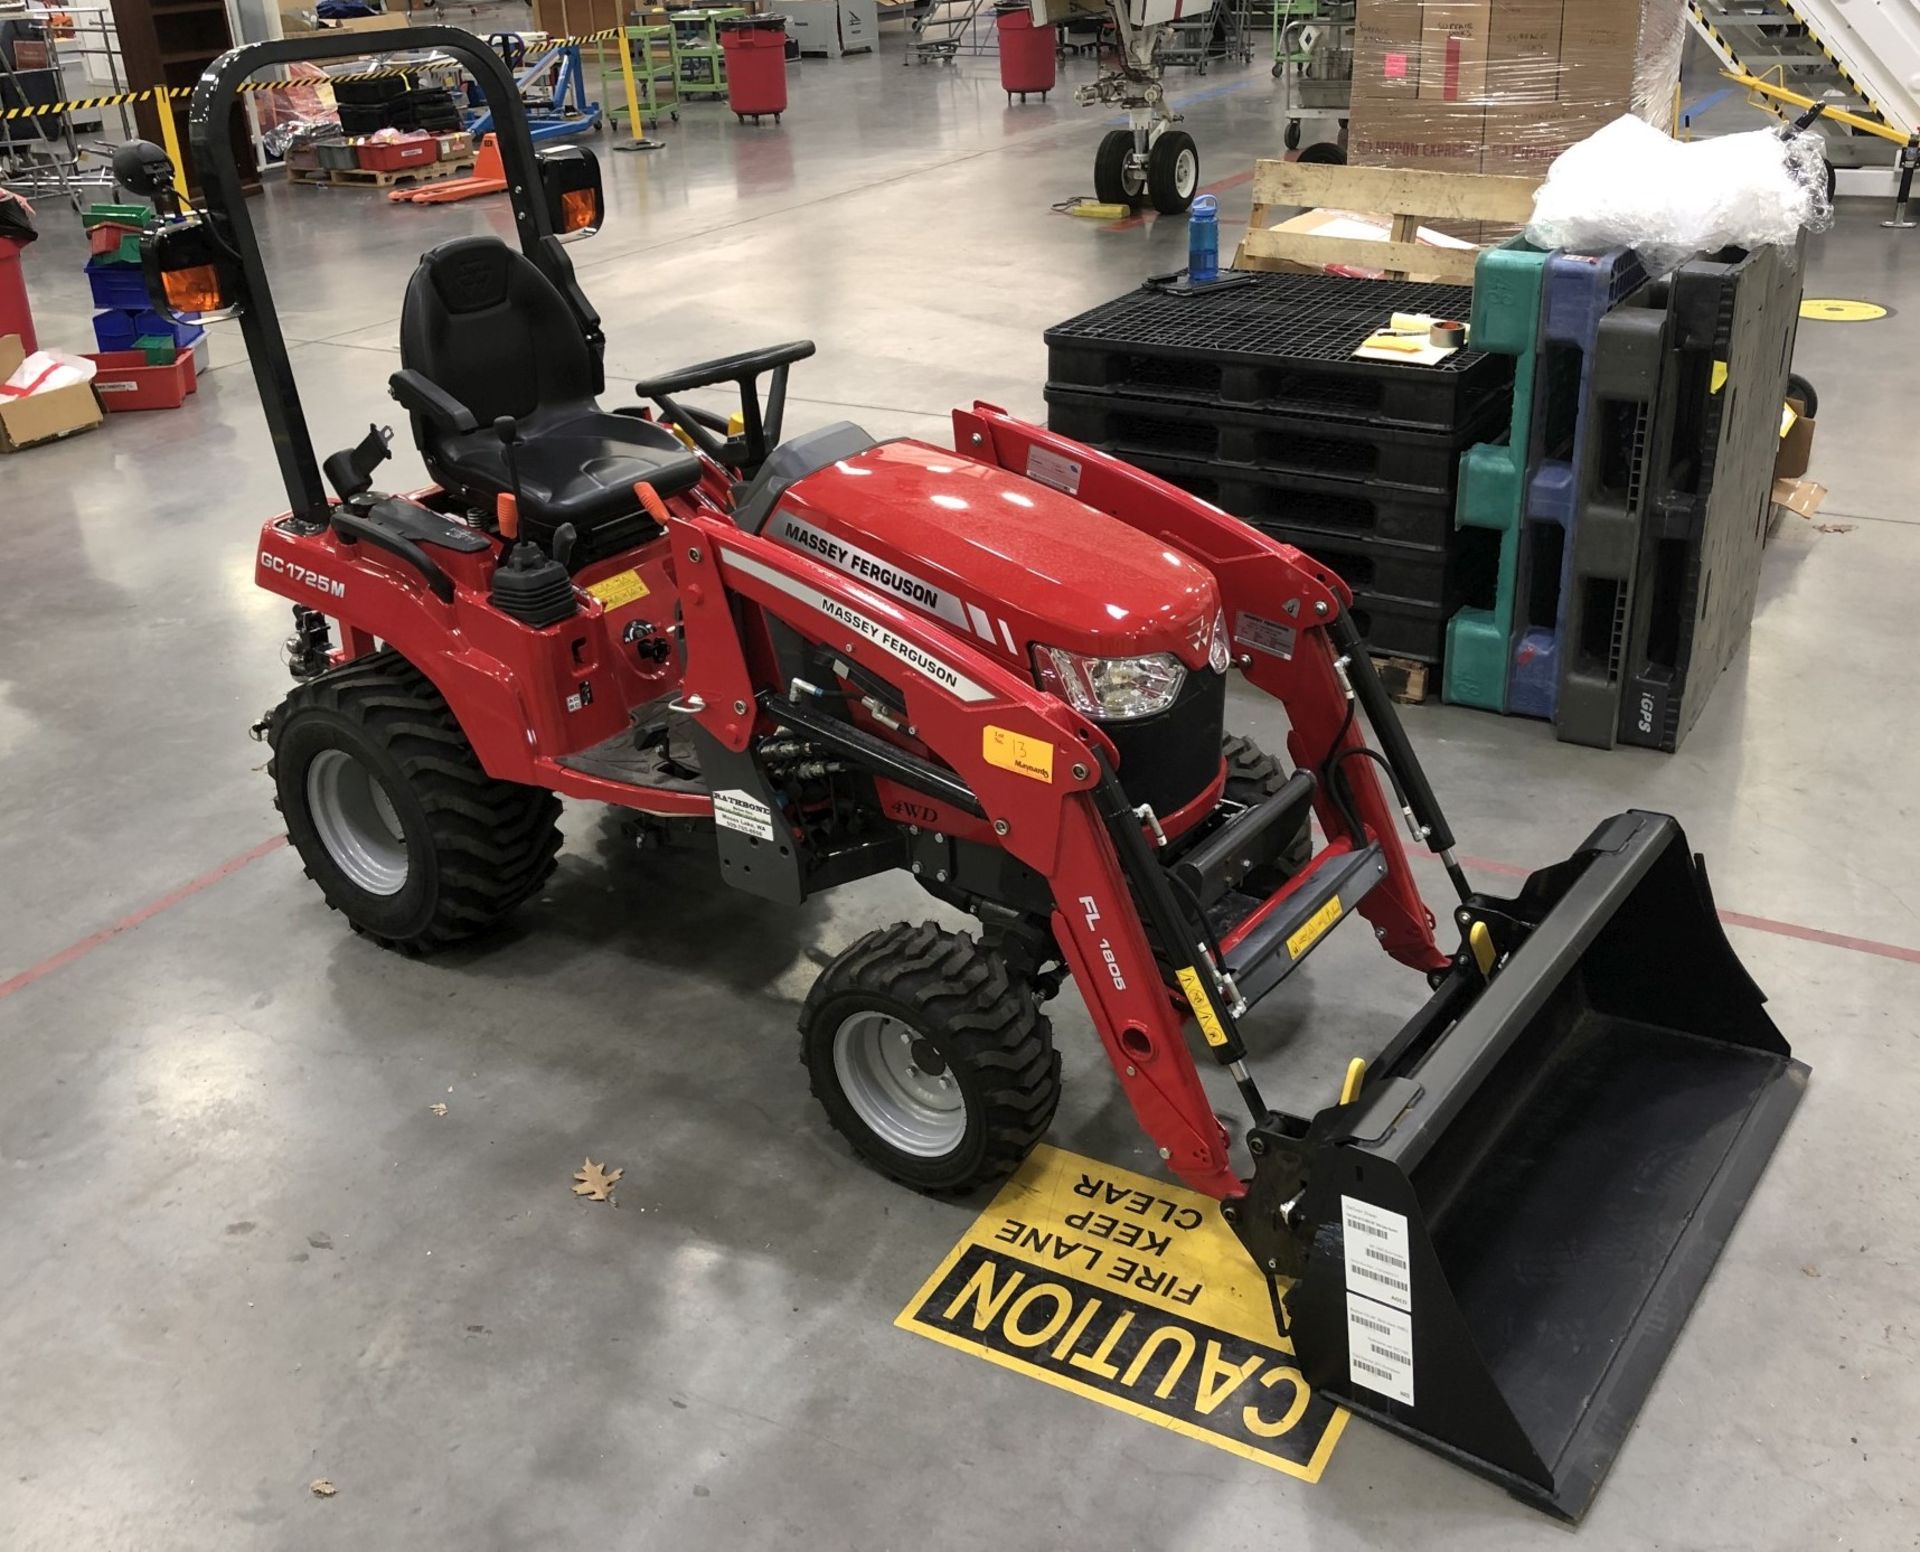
[1350,0,1685,177]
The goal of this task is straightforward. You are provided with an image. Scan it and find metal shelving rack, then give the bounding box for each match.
[671,7,744,101]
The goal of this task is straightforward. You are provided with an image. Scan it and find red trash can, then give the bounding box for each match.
[720,15,789,125]
[0,239,33,355]
[995,3,1055,103]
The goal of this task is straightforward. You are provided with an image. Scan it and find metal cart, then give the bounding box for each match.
[1275,0,1351,152]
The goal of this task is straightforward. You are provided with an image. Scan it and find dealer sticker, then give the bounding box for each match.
[898,1145,1346,1480]
[712,788,776,842]
[1345,1289,1414,1405]
[982,725,1054,783]
[1340,1197,1412,1312]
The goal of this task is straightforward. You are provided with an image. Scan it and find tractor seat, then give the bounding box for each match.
[395,236,703,548]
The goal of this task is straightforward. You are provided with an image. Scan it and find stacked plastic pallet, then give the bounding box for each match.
[1444,238,1804,750]
[1044,274,1512,668]
[82,203,202,366]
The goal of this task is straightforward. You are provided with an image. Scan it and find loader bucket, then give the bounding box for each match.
[1278,811,1806,1520]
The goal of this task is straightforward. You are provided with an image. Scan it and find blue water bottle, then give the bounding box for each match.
[1187,195,1219,284]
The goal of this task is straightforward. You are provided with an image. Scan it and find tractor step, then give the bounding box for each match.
[556,703,706,793]
[1222,841,1387,1009]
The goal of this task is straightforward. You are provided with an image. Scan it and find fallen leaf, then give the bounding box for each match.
[1803,1264,1822,1278]
[309,1479,337,1498]
[429,1103,448,1117]
[573,1158,623,1202]
[1815,523,1855,535]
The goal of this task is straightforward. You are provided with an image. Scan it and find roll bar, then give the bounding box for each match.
[187,29,597,525]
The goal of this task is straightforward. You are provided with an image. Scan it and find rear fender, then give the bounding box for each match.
[955,404,1444,973]
[671,509,1242,1196]
[254,518,680,796]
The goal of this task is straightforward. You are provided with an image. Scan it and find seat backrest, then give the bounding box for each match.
[398,236,595,428]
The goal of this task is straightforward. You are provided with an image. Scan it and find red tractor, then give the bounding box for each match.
[136,29,1806,1521]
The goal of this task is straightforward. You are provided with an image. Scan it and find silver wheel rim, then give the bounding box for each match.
[832,1010,966,1157]
[306,748,409,896]
[1173,147,1198,199]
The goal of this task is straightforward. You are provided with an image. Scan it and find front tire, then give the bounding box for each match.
[802,922,1059,1193]
[1094,128,1142,206]
[1147,129,1199,214]
[1223,732,1313,877]
[268,651,562,954]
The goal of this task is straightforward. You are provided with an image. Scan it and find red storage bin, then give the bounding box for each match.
[720,15,788,124]
[82,348,199,412]
[995,3,1055,101]
[357,135,437,172]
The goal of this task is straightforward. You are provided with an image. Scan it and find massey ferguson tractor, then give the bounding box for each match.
[131,28,1807,1521]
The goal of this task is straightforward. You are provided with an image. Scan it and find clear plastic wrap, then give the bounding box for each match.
[1348,0,1688,177]
[1526,115,1833,274]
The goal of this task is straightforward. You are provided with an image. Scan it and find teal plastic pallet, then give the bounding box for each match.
[1443,240,1549,712]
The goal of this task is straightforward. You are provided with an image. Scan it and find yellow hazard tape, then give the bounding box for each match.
[0,26,630,120]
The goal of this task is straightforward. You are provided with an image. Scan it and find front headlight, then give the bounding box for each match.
[1034,644,1186,721]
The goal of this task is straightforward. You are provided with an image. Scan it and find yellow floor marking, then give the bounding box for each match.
[896,1143,1347,1481]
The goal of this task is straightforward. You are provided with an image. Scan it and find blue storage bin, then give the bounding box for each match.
[85,256,152,310]
[93,310,203,352]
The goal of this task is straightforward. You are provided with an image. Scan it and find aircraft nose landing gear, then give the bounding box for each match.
[1069,0,1201,216]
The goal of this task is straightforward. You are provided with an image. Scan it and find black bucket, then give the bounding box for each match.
[1269,811,1806,1519]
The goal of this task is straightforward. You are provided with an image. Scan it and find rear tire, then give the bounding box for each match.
[1298,141,1346,165]
[801,922,1059,1193]
[268,651,562,954]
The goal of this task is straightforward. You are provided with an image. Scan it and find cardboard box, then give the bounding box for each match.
[1487,0,1564,104]
[1479,100,1612,175]
[1418,2,1489,103]
[1351,0,1423,107]
[1775,398,1816,480]
[0,336,105,453]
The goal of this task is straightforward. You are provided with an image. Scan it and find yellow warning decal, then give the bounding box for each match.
[982,724,1054,783]
[1710,360,1729,394]
[1176,965,1231,1048]
[1286,895,1343,961]
[897,1144,1347,1480]
[1800,298,1888,323]
[584,569,650,610]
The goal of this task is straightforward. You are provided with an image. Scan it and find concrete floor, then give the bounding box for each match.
[4,34,1918,1552]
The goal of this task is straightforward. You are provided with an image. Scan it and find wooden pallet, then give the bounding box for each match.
[289,158,475,189]
[1235,162,1542,285]
[1372,655,1431,705]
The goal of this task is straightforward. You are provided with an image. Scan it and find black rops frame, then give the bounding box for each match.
[188,29,601,528]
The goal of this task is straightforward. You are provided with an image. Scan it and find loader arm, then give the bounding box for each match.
[955,403,1452,976]
[668,510,1251,1198]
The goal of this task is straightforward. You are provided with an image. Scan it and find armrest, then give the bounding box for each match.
[388,369,479,435]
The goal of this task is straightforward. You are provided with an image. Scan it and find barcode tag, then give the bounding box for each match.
[1345,1289,1415,1405]
[1340,1196,1412,1313]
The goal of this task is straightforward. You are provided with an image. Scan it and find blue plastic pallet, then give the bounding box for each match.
[1507,248,1648,719]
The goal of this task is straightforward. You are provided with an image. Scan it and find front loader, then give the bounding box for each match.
[133,27,1806,1521]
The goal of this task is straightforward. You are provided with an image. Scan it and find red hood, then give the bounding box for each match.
[771,438,1221,668]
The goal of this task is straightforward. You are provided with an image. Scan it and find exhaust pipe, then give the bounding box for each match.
[1231,811,1807,1520]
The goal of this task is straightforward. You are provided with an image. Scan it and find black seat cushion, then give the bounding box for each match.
[398,236,703,535]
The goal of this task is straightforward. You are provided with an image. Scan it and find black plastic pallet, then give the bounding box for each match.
[1080,447,1464,553]
[1045,387,1498,497]
[1550,283,1688,751]
[1616,243,1803,751]
[1099,453,1486,665]
[1046,273,1513,433]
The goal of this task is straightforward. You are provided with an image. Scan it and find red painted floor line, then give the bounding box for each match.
[1462,852,1920,967]
[3,829,1919,1007]
[1103,168,1255,232]
[0,835,286,1004]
